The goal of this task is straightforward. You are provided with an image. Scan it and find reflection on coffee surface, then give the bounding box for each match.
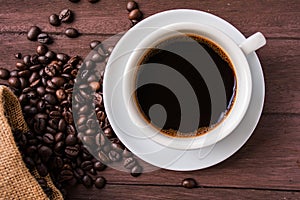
[135,34,236,137]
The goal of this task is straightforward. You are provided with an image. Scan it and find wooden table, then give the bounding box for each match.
[1,0,299,199]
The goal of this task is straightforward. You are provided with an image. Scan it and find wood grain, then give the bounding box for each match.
[0,0,299,37]
[65,184,300,200]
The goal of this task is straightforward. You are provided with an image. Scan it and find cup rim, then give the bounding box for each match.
[123,22,252,150]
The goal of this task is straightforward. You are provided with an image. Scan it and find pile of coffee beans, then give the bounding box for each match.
[12,129,54,198]
[127,1,143,26]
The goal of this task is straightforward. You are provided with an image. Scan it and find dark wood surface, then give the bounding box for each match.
[1,0,299,199]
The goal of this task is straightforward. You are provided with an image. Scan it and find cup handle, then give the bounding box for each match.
[239,32,266,55]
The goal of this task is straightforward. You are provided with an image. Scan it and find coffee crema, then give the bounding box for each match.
[134,34,237,137]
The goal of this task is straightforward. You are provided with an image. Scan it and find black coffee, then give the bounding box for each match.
[135,34,236,137]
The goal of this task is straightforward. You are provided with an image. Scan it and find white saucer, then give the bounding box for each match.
[103,9,265,171]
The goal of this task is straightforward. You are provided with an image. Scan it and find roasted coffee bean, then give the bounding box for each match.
[24,156,35,169]
[66,125,76,135]
[37,33,52,44]
[108,150,121,162]
[89,81,101,91]
[51,76,66,87]
[103,127,113,138]
[81,160,93,171]
[81,136,95,147]
[65,28,80,38]
[55,132,64,143]
[94,161,106,171]
[130,165,142,177]
[29,72,40,83]
[29,64,42,71]
[91,52,103,62]
[123,157,136,169]
[36,163,48,177]
[95,133,106,147]
[65,134,77,146]
[54,141,64,155]
[16,62,27,70]
[0,68,10,80]
[52,156,64,169]
[10,70,18,77]
[65,145,79,157]
[44,93,57,104]
[60,169,73,181]
[127,1,138,12]
[27,26,41,41]
[56,53,69,63]
[128,9,142,20]
[8,77,21,88]
[122,148,133,158]
[56,89,67,101]
[36,44,48,56]
[88,0,99,3]
[15,53,22,59]
[82,175,92,187]
[182,178,197,189]
[18,70,30,78]
[45,51,56,60]
[49,14,61,26]
[94,93,103,106]
[63,111,73,124]
[19,77,28,89]
[98,151,110,163]
[38,56,50,64]
[36,86,46,96]
[22,55,31,66]
[95,176,106,189]
[57,118,67,132]
[26,145,37,156]
[38,145,53,162]
[96,111,106,122]
[49,110,61,119]
[30,54,39,65]
[59,9,73,23]
[90,40,101,49]
[44,65,56,77]
[43,133,54,144]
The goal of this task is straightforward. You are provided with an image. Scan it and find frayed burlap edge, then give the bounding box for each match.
[0,85,63,200]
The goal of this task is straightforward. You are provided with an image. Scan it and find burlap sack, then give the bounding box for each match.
[0,85,63,200]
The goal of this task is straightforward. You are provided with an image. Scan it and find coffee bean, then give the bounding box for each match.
[82,175,92,187]
[81,161,93,171]
[54,141,64,154]
[182,178,197,189]
[44,65,56,77]
[27,26,41,41]
[123,157,136,169]
[0,68,10,80]
[98,151,110,163]
[49,14,61,26]
[63,111,73,124]
[56,53,69,63]
[94,133,105,147]
[127,1,138,12]
[95,177,106,189]
[30,54,39,65]
[45,51,56,60]
[59,9,73,23]
[38,145,53,162]
[65,28,80,38]
[36,44,48,56]
[128,9,142,20]
[89,40,101,50]
[22,55,31,66]
[8,77,21,88]
[55,89,66,101]
[104,127,113,138]
[36,163,48,177]
[65,145,79,157]
[108,150,121,162]
[122,148,132,158]
[24,156,35,169]
[43,133,54,144]
[29,64,42,71]
[130,165,142,177]
[38,56,50,64]
[29,72,40,83]
[88,0,99,3]
[60,169,74,181]
[37,33,52,44]
[16,62,27,70]
[89,81,101,91]
[94,161,106,171]
[66,125,76,135]
[44,93,57,105]
[55,132,64,143]
[91,52,103,62]
[57,119,67,132]
[15,53,22,59]
[51,76,66,87]
[49,110,61,119]
[65,134,77,146]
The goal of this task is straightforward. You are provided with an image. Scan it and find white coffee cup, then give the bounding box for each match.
[122,22,266,150]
